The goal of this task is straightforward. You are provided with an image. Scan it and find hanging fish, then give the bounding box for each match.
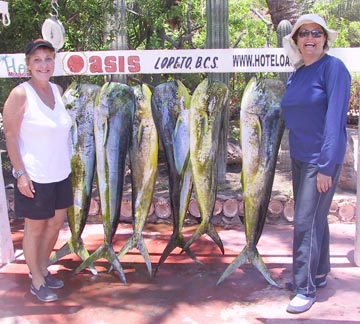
[74,82,135,283]
[217,76,285,286]
[151,80,198,273]
[183,78,229,254]
[116,84,158,277]
[49,82,99,275]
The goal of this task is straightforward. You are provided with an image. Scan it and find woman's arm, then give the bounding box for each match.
[3,86,35,198]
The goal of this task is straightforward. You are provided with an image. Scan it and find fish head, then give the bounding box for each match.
[62,82,81,120]
[133,84,152,121]
[152,81,181,131]
[190,79,229,164]
[241,77,285,117]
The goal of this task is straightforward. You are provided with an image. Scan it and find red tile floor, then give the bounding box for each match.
[1,219,360,324]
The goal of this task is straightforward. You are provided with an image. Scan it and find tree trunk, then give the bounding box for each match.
[266,0,300,26]
[206,0,230,184]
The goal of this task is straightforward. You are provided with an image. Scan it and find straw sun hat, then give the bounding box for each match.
[283,13,338,69]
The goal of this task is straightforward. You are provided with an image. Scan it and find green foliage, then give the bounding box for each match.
[0,0,359,123]
[312,0,360,47]
[348,75,360,126]
[229,0,274,49]
[62,0,114,51]
[228,0,278,120]
[0,0,115,104]
[348,21,360,47]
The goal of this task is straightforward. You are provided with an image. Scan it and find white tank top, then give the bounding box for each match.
[19,81,72,183]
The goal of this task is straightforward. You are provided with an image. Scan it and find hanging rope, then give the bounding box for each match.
[0,1,10,26]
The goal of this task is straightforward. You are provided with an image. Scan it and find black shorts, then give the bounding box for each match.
[14,175,73,220]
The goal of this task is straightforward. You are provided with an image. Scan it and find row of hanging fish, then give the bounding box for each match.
[50,78,229,284]
[50,75,285,287]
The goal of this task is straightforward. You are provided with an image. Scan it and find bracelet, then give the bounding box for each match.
[13,169,27,179]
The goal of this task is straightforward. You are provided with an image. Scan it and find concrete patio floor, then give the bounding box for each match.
[1,219,359,324]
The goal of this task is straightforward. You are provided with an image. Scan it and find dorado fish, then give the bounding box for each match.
[74,82,135,283]
[183,78,228,254]
[116,84,158,277]
[217,76,285,286]
[49,82,99,275]
[151,80,198,273]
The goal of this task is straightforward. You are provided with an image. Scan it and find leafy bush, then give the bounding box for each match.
[348,77,360,126]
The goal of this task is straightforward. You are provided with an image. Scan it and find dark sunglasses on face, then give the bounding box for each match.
[298,29,324,38]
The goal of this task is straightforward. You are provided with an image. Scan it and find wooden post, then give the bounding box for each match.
[0,152,15,264]
[355,113,360,266]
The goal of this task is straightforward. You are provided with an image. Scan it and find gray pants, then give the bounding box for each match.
[291,159,341,297]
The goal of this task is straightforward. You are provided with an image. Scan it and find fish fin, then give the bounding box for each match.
[102,117,109,146]
[201,113,209,135]
[255,116,262,143]
[178,170,193,228]
[174,115,181,138]
[178,150,191,179]
[137,122,144,147]
[172,119,182,174]
[71,120,78,148]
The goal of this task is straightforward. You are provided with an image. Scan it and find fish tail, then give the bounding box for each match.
[107,247,127,283]
[137,236,152,277]
[73,244,106,274]
[71,240,98,276]
[252,250,279,287]
[155,232,202,276]
[183,223,224,254]
[117,234,152,278]
[74,244,127,283]
[49,238,97,275]
[217,245,279,287]
[49,243,71,265]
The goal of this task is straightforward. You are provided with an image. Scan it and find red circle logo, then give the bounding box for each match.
[67,54,85,73]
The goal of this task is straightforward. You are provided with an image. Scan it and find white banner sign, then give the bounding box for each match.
[1,48,359,78]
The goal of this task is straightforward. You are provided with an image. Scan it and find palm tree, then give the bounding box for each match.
[266,0,300,26]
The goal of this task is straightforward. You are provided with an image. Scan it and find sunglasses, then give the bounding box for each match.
[298,29,324,38]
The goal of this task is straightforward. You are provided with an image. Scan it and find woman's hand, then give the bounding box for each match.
[317,172,332,193]
[17,173,35,198]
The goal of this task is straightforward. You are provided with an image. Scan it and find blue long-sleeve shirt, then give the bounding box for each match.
[281,54,351,176]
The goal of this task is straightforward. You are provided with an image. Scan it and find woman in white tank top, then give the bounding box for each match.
[3,39,73,302]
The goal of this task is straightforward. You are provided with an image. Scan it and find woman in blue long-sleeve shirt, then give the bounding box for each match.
[281,14,351,314]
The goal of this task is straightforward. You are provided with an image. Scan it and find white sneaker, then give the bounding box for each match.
[287,294,316,314]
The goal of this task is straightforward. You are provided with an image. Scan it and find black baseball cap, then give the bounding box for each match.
[25,38,55,56]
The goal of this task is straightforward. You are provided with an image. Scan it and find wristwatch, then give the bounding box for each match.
[13,169,27,179]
